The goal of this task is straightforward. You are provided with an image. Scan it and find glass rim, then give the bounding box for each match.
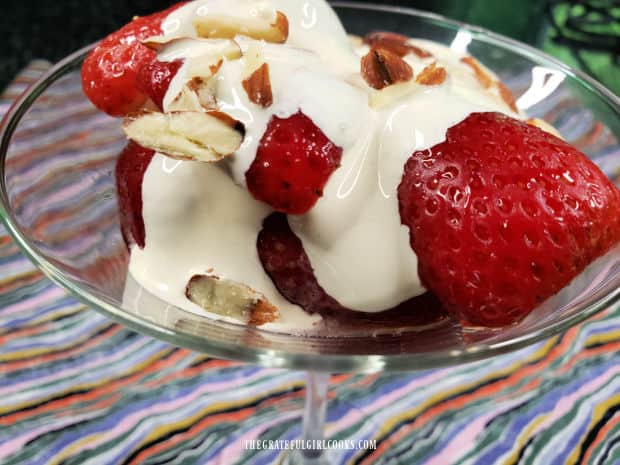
[0,2,619,373]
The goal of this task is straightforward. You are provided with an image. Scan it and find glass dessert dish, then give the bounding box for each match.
[1,3,619,464]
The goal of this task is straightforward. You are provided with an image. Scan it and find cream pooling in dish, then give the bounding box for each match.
[127,0,519,329]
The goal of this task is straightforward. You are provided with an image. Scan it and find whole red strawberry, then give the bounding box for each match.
[81,2,185,117]
[246,111,343,215]
[398,112,620,327]
[116,141,155,249]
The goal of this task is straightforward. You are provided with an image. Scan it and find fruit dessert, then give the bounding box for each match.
[81,0,620,331]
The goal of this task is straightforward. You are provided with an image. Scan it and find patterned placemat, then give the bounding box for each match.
[1,63,620,465]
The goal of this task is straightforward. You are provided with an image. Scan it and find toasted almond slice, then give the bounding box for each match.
[527,118,563,139]
[142,37,242,60]
[185,58,225,82]
[189,76,219,108]
[193,10,289,43]
[496,81,519,113]
[141,35,183,51]
[368,80,417,108]
[168,77,218,112]
[186,274,279,325]
[363,31,432,58]
[361,48,413,90]
[243,41,264,77]
[168,84,204,112]
[242,63,273,108]
[123,111,244,162]
[416,62,447,86]
[460,56,493,89]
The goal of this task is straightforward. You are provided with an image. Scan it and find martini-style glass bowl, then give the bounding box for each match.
[1,3,619,464]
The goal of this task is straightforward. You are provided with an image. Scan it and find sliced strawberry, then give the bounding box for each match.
[246,111,343,215]
[257,212,444,325]
[115,141,155,249]
[137,59,184,111]
[398,112,620,327]
[81,2,186,117]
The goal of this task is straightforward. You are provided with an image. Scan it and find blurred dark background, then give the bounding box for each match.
[1,0,619,93]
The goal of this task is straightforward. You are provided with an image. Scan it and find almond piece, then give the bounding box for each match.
[416,62,447,86]
[188,76,218,108]
[193,10,289,43]
[461,56,493,88]
[123,110,244,162]
[242,63,273,107]
[527,118,563,139]
[142,37,241,82]
[167,77,218,112]
[361,48,413,90]
[168,84,204,112]
[142,37,242,59]
[496,81,519,113]
[185,274,279,326]
[363,31,432,58]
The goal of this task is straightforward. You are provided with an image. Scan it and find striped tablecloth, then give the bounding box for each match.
[1,62,620,465]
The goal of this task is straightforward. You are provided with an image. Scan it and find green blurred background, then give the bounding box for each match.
[1,0,618,94]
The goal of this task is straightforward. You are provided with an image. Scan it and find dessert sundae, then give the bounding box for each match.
[81,0,620,331]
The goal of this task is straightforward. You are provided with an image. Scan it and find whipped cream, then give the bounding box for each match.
[127,0,519,328]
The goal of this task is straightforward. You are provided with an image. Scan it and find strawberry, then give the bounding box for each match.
[246,111,343,215]
[257,212,445,323]
[81,2,185,117]
[115,141,155,249]
[137,59,184,111]
[398,112,620,327]
[257,212,343,315]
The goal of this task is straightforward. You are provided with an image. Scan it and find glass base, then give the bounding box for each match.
[279,450,332,465]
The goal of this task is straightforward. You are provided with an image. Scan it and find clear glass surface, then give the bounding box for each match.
[0,3,619,373]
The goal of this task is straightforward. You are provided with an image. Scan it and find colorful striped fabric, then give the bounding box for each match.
[1,63,620,465]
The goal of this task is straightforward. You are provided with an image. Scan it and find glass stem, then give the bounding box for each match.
[283,372,331,465]
[302,371,330,448]
[289,371,330,464]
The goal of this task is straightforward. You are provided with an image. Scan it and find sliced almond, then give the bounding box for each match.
[193,10,289,43]
[142,37,241,84]
[167,77,218,112]
[123,111,244,162]
[189,76,219,108]
[363,31,432,58]
[186,274,279,326]
[415,62,447,86]
[361,48,413,90]
[527,118,563,139]
[142,37,242,60]
[460,56,493,88]
[141,35,184,51]
[496,81,519,113]
[243,41,264,77]
[242,63,273,108]
[168,84,204,112]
